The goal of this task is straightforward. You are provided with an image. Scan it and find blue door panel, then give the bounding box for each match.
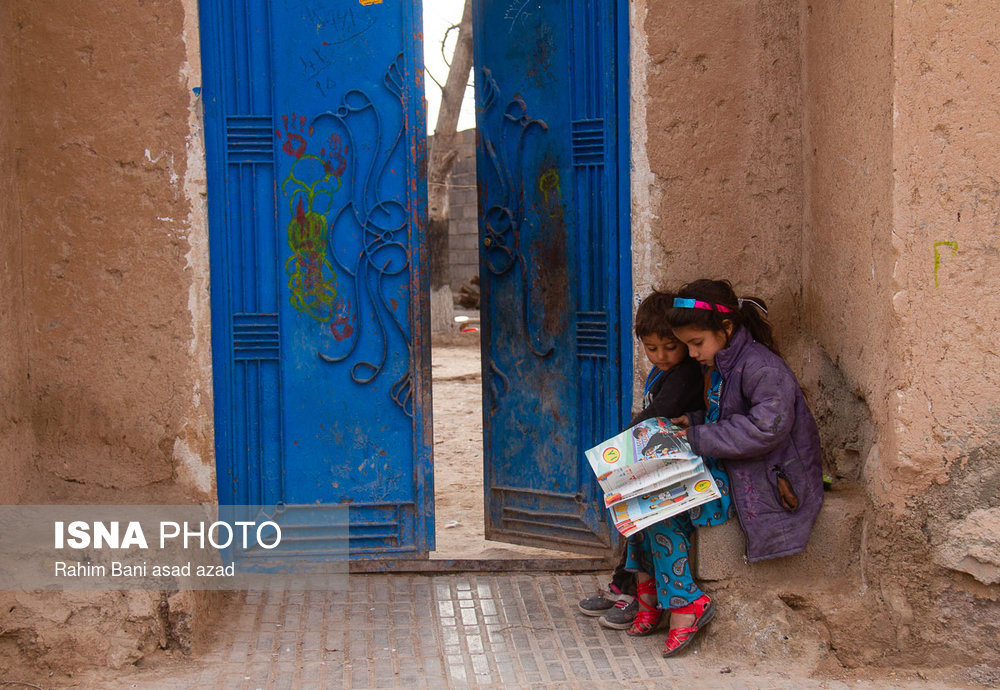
[474,0,630,555]
[201,0,431,559]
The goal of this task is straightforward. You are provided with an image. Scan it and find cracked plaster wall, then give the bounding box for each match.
[885,1,1000,505]
[883,0,1000,665]
[802,1,1000,593]
[800,0,893,487]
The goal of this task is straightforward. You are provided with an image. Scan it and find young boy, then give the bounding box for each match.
[577,290,705,629]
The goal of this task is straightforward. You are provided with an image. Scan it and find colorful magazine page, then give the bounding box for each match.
[602,461,701,507]
[608,469,722,537]
[628,418,692,463]
[585,418,700,498]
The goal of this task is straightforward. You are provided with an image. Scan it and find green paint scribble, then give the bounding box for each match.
[933,241,958,287]
[538,169,560,212]
[282,155,342,321]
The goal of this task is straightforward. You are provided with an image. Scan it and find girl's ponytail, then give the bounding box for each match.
[667,279,779,354]
[736,296,776,354]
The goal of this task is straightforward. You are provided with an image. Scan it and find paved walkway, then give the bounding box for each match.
[69,573,974,689]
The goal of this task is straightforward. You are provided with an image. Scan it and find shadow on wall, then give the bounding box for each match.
[798,342,876,486]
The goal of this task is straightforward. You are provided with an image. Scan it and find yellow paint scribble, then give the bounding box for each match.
[933,241,958,287]
[359,0,382,5]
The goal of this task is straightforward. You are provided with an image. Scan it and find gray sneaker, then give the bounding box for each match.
[599,596,638,629]
[577,585,630,616]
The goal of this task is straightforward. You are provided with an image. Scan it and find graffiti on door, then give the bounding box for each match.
[275,54,414,415]
[477,66,555,362]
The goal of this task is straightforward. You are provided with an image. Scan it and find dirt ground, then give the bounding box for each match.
[430,338,589,560]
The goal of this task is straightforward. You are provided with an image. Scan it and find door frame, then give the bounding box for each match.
[614,0,634,435]
[198,0,631,564]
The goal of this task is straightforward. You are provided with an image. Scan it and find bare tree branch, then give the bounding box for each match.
[425,66,444,91]
[441,23,460,69]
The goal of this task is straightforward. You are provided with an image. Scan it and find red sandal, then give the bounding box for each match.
[661,594,715,657]
[626,579,662,636]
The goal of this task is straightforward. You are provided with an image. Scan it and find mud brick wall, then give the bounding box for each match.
[804,0,1000,667]
[12,0,215,502]
[0,2,35,503]
[630,0,804,345]
[632,0,1000,670]
[880,0,1000,666]
[801,0,893,445]
[0,0,224,675]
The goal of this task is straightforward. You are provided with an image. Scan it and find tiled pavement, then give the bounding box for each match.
[74,573,971,689]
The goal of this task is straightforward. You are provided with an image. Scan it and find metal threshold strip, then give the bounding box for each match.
[348,554,616,573]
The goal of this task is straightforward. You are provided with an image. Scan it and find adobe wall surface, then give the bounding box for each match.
[0,0,224,676]
[14,0,214,503]
[630,0,804,345]
[800,0,892,487]
[0,2,35,503]
[878,0,1000,667]
[887,1,1000,505]
[633,0,1000,674]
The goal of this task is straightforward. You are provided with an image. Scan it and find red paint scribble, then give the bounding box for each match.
[278,113,312,159]
[282,132,307,159]
[330,315,354,341]
[320,150,347,177]
[320,133,349,178]
[330,298,355,341]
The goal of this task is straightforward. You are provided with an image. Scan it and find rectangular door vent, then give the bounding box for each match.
[226,116,274,164]
[576,311,608,358]
[233,313,279,360]
[572,119,605,167]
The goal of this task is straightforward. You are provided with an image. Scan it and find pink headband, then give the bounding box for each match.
[673,297,734,313]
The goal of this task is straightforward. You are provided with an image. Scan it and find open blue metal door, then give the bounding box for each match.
[200,1,432,560]
[473,1,631,555]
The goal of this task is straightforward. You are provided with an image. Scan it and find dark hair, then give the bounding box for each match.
[666,279,777,353]
[635,290,680,341]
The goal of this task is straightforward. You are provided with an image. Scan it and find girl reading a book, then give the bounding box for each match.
[577,291,705,630]
[624,278,823,657]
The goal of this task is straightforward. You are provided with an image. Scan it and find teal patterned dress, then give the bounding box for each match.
[624,369,734,608]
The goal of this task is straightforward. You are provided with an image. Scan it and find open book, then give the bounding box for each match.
[585,417,722,536]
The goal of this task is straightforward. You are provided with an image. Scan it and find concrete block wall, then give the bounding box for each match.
[446,128,480,292]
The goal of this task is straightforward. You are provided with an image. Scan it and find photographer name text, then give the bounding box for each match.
[54,561,235,577]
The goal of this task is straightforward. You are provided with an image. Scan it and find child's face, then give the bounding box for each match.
[672,323,732,368]
[640,334,687,372]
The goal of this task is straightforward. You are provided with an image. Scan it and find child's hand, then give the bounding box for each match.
[671,415,690,429]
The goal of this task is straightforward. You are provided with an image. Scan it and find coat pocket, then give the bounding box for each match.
[770,465,800,512]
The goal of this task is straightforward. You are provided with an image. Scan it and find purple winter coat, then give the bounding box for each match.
[686,326,823,562]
